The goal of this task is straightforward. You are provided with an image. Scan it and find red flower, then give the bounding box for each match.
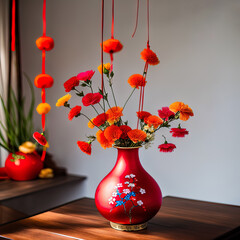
[119,125,132,139]
[93,113,108,127]
[33,132,47,146]
[158,143,176,152]
[82,93,103,106]
[137,111,151,120]
[158,107,175,121]
[141,48,160,65]
[68,106,82,120]
[170,128,189,137]
[64,76,79,92]
[77,141,91,155]
[77,70,95,81]
[101,39,123,54]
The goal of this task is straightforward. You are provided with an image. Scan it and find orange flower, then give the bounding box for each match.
[169,102,194,121]
[104,125,122,142]
[137,111,151,120]
[98,63,111,74]
[77,141,91,155]
[56,94,71,107]
[145,115,163,129]
[100,39,123,54]
[141,48,160,65]
[96,130,113,149]
[88,118,95,129]
[106,106,123,125]
[128,74,146,89]
[93,113,108,127]
[36,103,51,115]
[127,129,147,143]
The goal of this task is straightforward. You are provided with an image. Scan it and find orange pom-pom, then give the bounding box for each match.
[36,36,54,51]
[127,129,147,143]
[141,48,160,65]
[100,39,123,54]
[128,74,146,89]
[34,74,54,88]
[36,103,51,115]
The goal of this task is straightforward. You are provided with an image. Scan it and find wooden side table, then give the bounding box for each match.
[0,175,86,225]
[0,196,240,239]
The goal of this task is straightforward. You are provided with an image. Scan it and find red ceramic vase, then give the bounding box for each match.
[5,151,43,181]
[95,147,162,231]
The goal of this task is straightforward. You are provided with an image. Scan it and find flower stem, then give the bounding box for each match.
[91,104,99,115]
[81,113,102,130]
[110,83,117,107]
[123,88,136,110]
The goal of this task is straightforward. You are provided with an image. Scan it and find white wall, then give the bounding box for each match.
[20,0,240,205]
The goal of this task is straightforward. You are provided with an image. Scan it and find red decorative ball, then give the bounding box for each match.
[36,36,54,51]
[95,147,162,226]
[5,152,43,181]
[34,74,54,88]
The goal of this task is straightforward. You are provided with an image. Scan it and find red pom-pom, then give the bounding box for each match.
[34,74,54,88]
[36,36,54,51]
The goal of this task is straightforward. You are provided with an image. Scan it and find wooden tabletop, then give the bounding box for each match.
[0,196,240,240]
[0,175,86,202]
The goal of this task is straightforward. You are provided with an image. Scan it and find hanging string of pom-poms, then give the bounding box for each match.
[136,0,160,128]
[11,0,16,51]
[33,0,54,161]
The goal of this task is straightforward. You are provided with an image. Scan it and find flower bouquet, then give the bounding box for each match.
[56,47,193,154]
[56,37,194,230]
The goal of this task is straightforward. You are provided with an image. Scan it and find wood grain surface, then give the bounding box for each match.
[0,175,86,201]
[0,197,240,240]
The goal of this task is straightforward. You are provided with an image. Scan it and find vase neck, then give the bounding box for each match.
[114,148,142,172]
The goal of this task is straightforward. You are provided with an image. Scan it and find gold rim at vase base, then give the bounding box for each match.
[110,221,147,231]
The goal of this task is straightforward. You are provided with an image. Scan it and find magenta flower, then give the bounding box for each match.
[158,107,175,121]
[77,70,95,81]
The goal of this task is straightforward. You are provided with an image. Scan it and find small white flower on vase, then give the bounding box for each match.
[128,183,135,187]
[137,200,143,206]
[125,175,130,178]
[112,192,117,197]
[140,188,146,194]
[123,189,130,194]
[130,174,136,178]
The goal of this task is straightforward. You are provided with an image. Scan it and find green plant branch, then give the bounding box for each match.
[123,88,136,110]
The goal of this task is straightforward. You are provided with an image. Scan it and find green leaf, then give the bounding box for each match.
[81,83,87,87]
[110,71,114,78]
[98,88,103,96]
[76,91,84,97]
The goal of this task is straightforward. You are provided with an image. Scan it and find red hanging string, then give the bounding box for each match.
[147,0,150,48]
[41,149,46,161]
[41,0,47,161]
[43,0,46,36]
[132,0,139,38]
[42,50,46,73]
[101,0,104,96]
[137,0,150,128]
[11,0,16,51]
[111,0,114,39]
